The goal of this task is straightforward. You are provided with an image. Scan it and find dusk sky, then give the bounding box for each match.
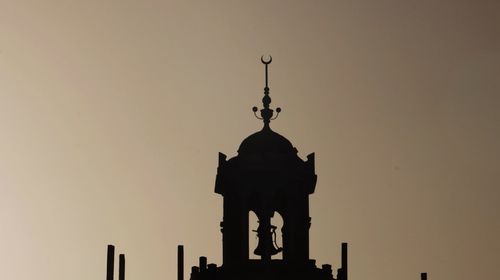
[1,1,499,280]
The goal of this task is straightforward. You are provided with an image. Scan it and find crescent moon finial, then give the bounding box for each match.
[261,55,272,65]
[253,56,280,129]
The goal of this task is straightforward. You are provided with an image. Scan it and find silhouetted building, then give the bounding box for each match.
[103,57,428,280]
[180,56,347,280]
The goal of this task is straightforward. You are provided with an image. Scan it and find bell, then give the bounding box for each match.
[253,238,281,257]
[253,221,282,258]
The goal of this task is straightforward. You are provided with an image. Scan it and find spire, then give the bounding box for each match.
[253,55,281,129]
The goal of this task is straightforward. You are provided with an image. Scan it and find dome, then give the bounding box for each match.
[238,128,296,155]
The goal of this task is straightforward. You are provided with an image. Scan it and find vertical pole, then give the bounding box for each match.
[265,63,269,88]
[107,245,115,280]
[341,243,348,280]
[178,245,184,280]
[199,256,207,272]
[421,272,427,280]
[118,254,125,280]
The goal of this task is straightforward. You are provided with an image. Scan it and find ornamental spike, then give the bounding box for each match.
[253,55,281,129]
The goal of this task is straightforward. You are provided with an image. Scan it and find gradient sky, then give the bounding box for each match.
[1,1,499,280]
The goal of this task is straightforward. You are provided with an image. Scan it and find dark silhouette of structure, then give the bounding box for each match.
[180,56,345,280]
[103,57,428,280]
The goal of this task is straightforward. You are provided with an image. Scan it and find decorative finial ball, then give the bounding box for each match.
[252,106,258,112]
[276,107,281,113]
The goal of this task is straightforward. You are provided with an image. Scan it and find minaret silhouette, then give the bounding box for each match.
[99,58,429,280]
[97,56,427,280]
[180,56,347,280]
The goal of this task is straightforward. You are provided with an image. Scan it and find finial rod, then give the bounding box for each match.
[253,55,281,129]
[261,55,272,88]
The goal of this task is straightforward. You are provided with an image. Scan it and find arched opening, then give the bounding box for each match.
[248,210,259,260]
[271,211,284,260]
[248,210,284,260]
